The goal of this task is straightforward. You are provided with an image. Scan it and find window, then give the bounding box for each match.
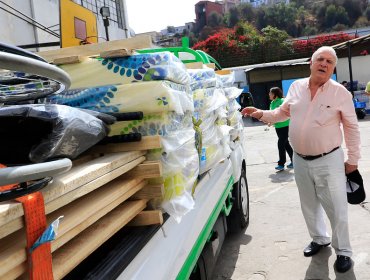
[74,17,87,40]
[80,0,123,29]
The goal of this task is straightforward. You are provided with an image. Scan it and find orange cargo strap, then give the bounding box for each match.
[0,164,53,280]
[16,193,54,280]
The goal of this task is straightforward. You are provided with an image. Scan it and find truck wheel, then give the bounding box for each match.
[227,168,249,233]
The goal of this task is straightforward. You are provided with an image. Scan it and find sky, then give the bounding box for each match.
[125,0,201,34]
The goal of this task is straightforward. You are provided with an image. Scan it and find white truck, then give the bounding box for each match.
[0,40,249,280]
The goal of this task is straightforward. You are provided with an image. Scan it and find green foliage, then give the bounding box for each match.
[167,26,176,33]
[200,0,369,38]
[366,6,370,21]
[238,3,256,23]
[303,26,319,36]
[208,11,224,28]
[190,0,369,66]
[227,7,239,27]
[342,0,363,25]
[325,5,349,29]
[261,26,293,61]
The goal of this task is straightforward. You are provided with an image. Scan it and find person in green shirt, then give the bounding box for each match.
[269,87,293,171]
[365,81,370,95]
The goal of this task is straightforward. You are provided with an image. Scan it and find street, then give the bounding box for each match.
[212,117,370,280]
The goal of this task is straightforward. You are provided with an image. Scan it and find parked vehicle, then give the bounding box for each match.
[0,39,250,280]
[353,98,366,119]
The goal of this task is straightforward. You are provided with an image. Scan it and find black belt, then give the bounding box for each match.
[296,146,340,161]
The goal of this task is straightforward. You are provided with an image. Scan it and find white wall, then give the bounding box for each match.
[0,0,129,50]
[0,0,36,46]
[337,55,370,88]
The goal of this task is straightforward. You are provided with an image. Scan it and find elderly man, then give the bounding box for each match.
[242,46,360,273]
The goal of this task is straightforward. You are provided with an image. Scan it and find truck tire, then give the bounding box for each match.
[227,168,249,233]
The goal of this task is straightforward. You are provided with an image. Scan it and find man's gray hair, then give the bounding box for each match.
[311,46,338,65]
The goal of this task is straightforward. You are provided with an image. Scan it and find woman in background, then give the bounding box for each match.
[269,87,293,171]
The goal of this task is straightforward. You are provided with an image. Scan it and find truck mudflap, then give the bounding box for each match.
[117,159,233,280]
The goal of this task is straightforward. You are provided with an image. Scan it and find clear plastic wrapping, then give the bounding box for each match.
[188,68,217,90]
[60,52,191,89]
[109,112,193,138]
[45,81,193,115]
[216,72,235,88]
[193,87,228,115]
[147,137,199,222]
[227,99,241,113]
[223,86,243,100]
[0,104,111,163]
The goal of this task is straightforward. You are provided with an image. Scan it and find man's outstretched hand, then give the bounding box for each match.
[241,107,263,120]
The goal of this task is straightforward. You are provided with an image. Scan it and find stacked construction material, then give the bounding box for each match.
[188,67,231,175]
[45,52,199,222]
[0,139,164,279]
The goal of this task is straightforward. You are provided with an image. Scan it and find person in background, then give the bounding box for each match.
[341,81,348,89]
[268,87,293,171]
[241,46,360,274]
[365,81,370,95]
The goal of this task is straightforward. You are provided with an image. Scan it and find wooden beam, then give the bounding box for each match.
[0,151,146,237]
[206,63,215,69]
[0,179,147,278]
[52,200,147,280]
[127,210,163,226]
[91,136,161,154]
[100,48,134,58]
[52,55,87,65]
[216,69,232,75]
[185,62,203,69]
[131,184,164,199]
[125,161,162,179]
[37,35,153,62]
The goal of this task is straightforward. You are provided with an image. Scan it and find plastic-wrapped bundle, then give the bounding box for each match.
[188,68,217,91]
[227,99,241,114]
[109,112,193,138]
[147,136,199,222]
[216,72,235,88]
[0,104,112,163]
[193,87,228,116]
[45,81,193,115]
[223,87,243,101]
[60,52,191,89]
[110,110,199,221]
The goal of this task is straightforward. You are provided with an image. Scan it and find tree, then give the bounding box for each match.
[261,26,293,61]
[238,3,256,23]
[325,5,349,29]
[255,8,267,30]
[343,0,363,25]
[227,7,240,27]
[199,26,216,41]
[167,26,176,34]
[366,6,370,21]
[263,3,299,37]
[208,11,223,28]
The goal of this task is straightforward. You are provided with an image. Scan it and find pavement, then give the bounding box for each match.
[212,117,370,280]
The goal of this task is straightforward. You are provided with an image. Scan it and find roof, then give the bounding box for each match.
[239,57,310,72]
[332,33,370,51]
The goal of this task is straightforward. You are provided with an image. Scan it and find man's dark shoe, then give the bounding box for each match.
[335,255,352,273]
[303,241,331,257]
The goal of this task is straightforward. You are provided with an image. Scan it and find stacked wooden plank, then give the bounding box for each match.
[0,135,164,280]
[36,35,153,63]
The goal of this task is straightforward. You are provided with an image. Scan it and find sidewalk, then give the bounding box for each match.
[212,117,370,280]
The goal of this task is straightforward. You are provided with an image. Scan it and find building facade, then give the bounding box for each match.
[0,0,130,51]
